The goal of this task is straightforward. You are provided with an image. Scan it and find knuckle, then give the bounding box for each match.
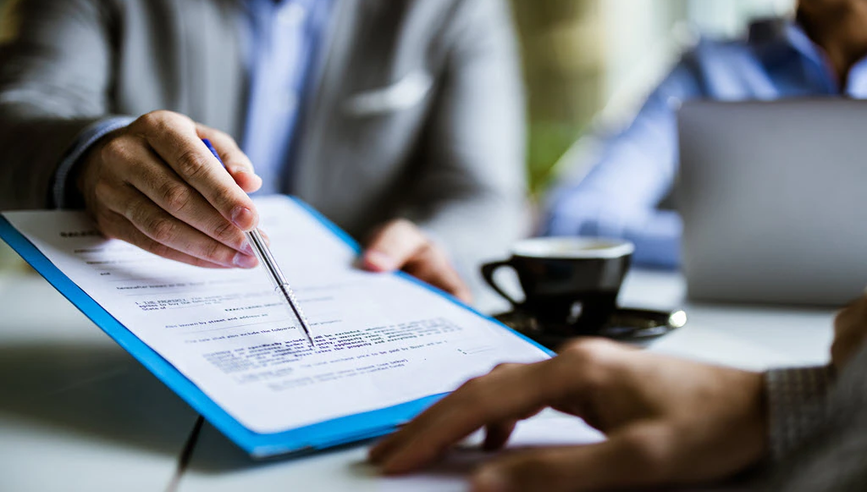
[158,182,193,214]
[457,374,497,402]
[148,241,173,260]
[139,110,177,127]
[213,218,240,244]
[394,218,414,229]
[621,428,673,481]
[100,137,130,164]
[94,214,118,240]
[387,218,417,237]
[417,241,436,257]
[138,111,193,137]
[201,238,228,263]
[122,196,144,223]
[458,375,486,395]
[491,362,519,374]
[562,339,608,364]
[92,180,114,204]
[558,339,617,388]
[147,217,177,244]
[175,150,210,180]
[137,111,164,130]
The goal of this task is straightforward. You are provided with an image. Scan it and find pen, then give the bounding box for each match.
[202,138,315,348]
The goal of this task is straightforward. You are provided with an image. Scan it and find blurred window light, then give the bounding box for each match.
[686,0,795,37]
[544,0,796,186]
[601,0,796,112]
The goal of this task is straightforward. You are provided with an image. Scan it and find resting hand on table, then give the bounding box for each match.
[831,291,867,371]
[75,110,263,269]
[362,219,472,303]
[370,339,767,492]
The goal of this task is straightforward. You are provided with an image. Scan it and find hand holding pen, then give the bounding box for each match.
[74,110,263,269]
[73,110,314,346]
[202,138,315,348]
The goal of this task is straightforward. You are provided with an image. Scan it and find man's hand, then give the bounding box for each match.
[831,291,867,371]
[369,339,767,492]
[362,219,472,303]
[75,111,263,268]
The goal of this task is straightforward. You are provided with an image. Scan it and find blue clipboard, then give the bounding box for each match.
[0,197,553,458]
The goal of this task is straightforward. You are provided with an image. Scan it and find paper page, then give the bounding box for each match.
[3,196,548,433]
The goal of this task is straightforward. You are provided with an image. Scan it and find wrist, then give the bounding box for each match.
[71,128,124,210]
[52,116,135,209]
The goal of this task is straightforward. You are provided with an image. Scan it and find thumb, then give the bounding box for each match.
[471,425,670,492]
[363,219,427,272]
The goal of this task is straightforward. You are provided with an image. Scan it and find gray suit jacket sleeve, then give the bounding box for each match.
[404,0,527,274]
[0,0,121,210]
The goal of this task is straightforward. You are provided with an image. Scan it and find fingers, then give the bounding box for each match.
[95,183,258,269]
[482,421,518,452]
[363,219,473,302]
[81,111,265,269]
[95,209,230,269]
[113,145,254,256]
[197,124,263,193]
[471,424,672,492]
[369,361,554,474]
[369,340,633,474]
[831,294,867,370]
[483,364,530,452]
[133,111,259,232]
[363,219,428,272]
[404,245,473,303]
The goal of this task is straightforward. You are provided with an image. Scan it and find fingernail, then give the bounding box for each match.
[233,252,258,269]
[364,251,398,272]
[243,242,255,256]
[472,468,510,492]
[231,206,254,230]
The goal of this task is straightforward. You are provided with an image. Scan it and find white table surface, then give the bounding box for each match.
[0,273,199,492]
[0,268,836,491]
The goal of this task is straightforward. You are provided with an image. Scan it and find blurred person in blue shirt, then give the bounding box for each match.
[543,0,867,269]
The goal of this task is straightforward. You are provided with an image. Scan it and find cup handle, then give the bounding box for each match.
[481,260,521,307]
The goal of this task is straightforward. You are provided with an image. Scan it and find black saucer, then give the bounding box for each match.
[495,307,686,350]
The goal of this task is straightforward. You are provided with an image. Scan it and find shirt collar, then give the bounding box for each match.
[783,20,867,96]
[784,22,831,70]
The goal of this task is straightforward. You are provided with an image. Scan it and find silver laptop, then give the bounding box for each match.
[678,100,867,306]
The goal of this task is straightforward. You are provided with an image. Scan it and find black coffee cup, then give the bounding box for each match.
[481,237,634,330]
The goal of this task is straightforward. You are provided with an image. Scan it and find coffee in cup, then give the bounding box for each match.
[481,237,634,331]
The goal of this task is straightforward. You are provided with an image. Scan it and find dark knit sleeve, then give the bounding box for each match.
[764,365,835,461]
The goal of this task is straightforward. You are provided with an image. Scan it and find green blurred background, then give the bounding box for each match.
[511,0,793,196]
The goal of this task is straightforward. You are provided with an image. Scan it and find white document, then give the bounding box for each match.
[3,196,549,434]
